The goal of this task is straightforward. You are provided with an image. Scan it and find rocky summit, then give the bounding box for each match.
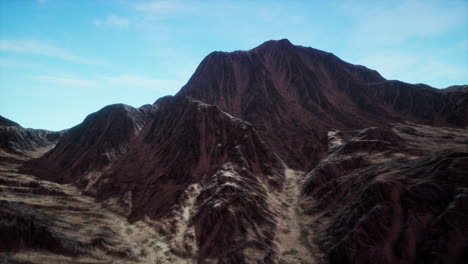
[1,40,467,264]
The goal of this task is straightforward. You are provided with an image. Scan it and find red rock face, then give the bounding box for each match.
[178,39,468,169]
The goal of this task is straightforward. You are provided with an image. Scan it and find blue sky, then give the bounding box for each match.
[1,0,467,130]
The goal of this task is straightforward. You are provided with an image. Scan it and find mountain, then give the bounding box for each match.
[0,115,62,163]
[178,39,467,169]
[92,96,285,263]
[22,96,285,262]
[24,103,156,186]
[2,39,467,264]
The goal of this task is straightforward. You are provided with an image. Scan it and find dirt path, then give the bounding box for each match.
[273,168,318,264]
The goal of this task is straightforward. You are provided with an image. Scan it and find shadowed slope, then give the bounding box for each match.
[0,115,20,127]
[23,104,156,187]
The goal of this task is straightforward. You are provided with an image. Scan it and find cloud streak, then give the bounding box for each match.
[93,14,129,28]
[0,39,105,65]
[32,75,98,87]
[135,1,188,14]
[102,75,185,92]
[344,0,467,45]
[31,73,185,93]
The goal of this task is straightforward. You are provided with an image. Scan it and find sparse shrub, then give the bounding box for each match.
[141,239,148,244]
[149,241,156,247]
[282,248,298,256]
[167,256,176,263]
[286,198,295,204]
[125,227,133,235]
[282,227,291,234]
[164,250,171,257]
[158,228,167,236]
[154,245,162,252]
[300,228,309,241]
[154,259,163,264]
[139,248,148,258]
[281,202,290,209]
[298,258,310,264]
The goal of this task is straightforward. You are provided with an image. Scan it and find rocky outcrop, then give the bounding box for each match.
[300,123,468,264]
[193,163,278,263]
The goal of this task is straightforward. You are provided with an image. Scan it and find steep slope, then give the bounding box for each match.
[178,39,468,169]
[0,115,20,127]
[23,104,156,188]
[299,123,468,264]
[92,96,285,263]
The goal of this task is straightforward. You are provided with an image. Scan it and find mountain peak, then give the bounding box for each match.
[255,38,294,50]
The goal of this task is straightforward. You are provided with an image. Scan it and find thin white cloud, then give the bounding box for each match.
[93,14,129,28]
[29,73,183,91]
[458,39,468,49]
[134,0,193,22]
[135,1,187,13]
[0,58,41,68]
[0,39,105,65]
[32,75,97,87]
[102,75,184,92]
[344,0,467,44]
